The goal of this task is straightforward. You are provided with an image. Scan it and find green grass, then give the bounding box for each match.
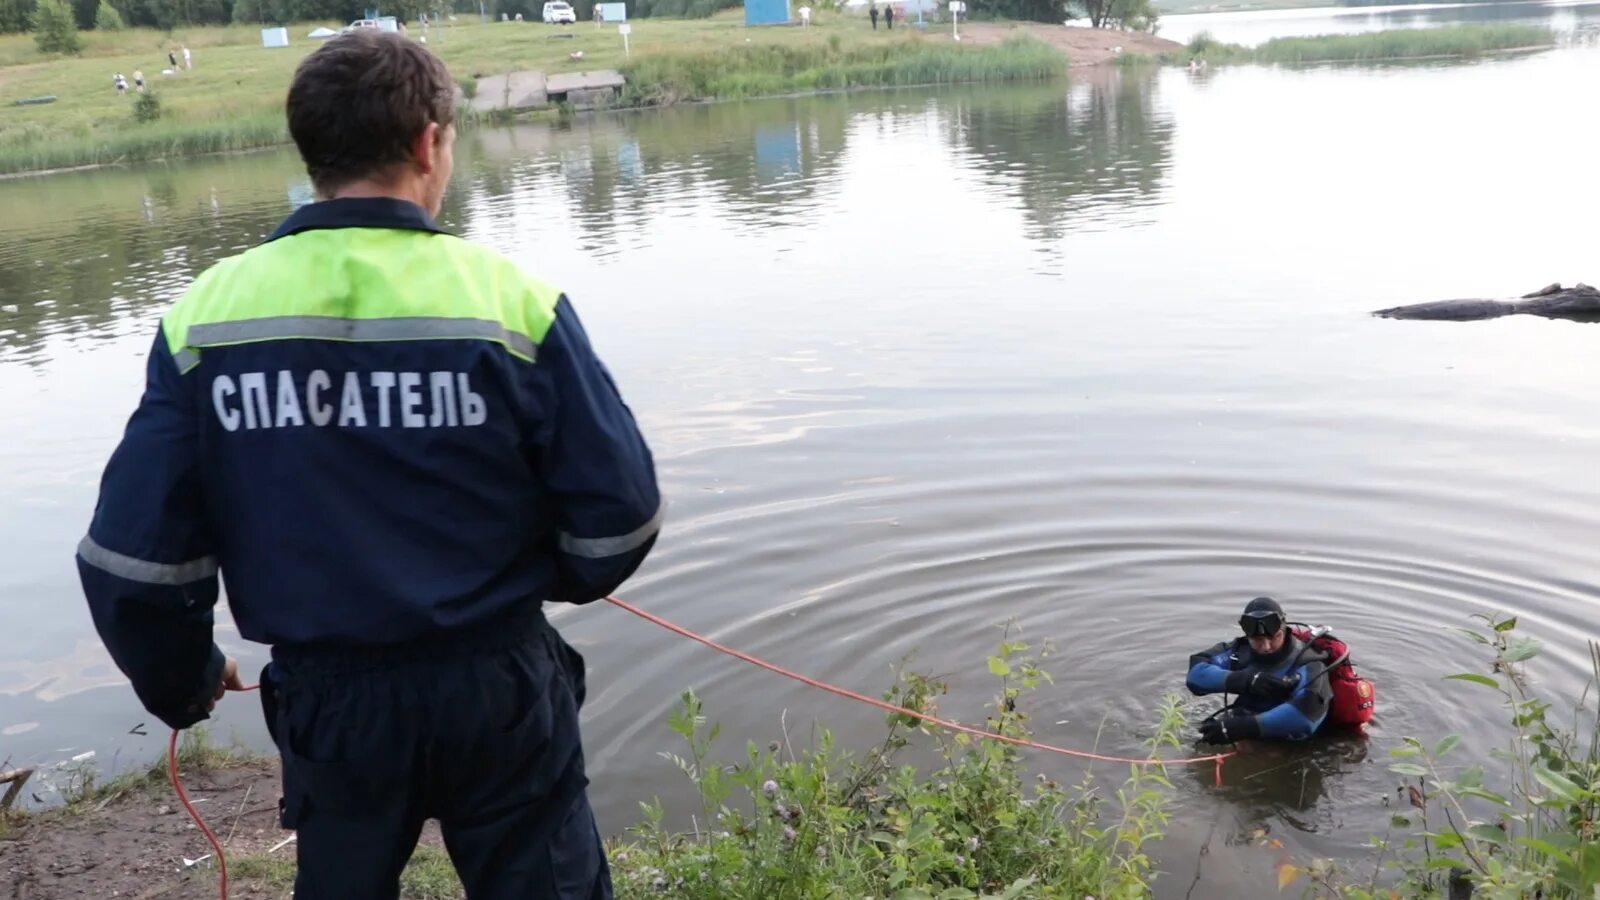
[0,727,252,843]
[235,845,463,898]
[613,634,1187,899]
[0,109,283,174]
[223,635,1187,899]
[1255,23,1553,63]
[0,10,1066,175]
[619,35,1066,105]
[52,726,252,812]
[1170,23,1554,66]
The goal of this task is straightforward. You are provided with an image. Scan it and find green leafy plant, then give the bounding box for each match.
[613,627,1186,898]
[1300,615,1600,899]
[133,90,162,123]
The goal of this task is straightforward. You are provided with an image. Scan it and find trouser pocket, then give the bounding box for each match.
[545,628,588,710]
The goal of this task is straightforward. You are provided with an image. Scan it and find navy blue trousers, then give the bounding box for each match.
[260,611,611,900]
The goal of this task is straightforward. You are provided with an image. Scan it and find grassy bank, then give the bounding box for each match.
[9,616,1600,897]
[224,636,1189,898]
[234,845,465,898]
[609,638,1186,899]
[50,725,248,811]
[0,111,283,175]
[1172,23,1555,65]
[620,36,1065,105]
[0,725,244,841]
[1257,23,1554,63]
[0,12,1066,176]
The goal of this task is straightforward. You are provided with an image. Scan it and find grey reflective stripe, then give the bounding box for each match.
[559,503,665,559]
[173,348,200,372]
[77,535,218,585]
[184,316,538,360]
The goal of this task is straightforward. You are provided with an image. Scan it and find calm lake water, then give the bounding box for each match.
[1159,0,1600,46]
[3,34,1599,899]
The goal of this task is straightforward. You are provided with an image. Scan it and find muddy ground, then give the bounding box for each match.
[958,21,1184,66]
[0,759,448,899]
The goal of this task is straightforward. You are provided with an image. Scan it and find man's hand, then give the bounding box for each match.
[1223,669,1298,701]
[205,656,244,713]
[1198,717,1231,744]
[1198,714,1261,745]
[1251,673,1298,701]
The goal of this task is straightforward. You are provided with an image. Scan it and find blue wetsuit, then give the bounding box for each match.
[1187,635,1332,741]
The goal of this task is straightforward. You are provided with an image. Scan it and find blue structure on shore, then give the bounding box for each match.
[745,0,790,25]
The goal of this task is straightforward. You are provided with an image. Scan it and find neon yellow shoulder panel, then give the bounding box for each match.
[162,229,562,366]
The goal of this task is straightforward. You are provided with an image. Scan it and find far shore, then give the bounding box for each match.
[960,20,1181,64]
[0,14,1174,179]
[0,15,1556,180]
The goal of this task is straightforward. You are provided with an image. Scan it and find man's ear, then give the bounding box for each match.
[411,122,442,175]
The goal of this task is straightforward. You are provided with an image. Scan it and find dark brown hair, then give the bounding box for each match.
[286,30,455,195]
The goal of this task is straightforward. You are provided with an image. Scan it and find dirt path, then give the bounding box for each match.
[0,759,453,899]
[958,21,1183,66]
[1,760,285,899]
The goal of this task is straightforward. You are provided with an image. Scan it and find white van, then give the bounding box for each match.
[342,16,398,32]
[542,1,576,22]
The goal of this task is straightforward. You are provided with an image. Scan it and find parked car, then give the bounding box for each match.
[542,1,576,23]
[342,16,401,33]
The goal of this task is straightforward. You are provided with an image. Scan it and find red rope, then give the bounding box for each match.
[173,594,1233,900]
[603,595,1234,776]
[169,684,258,900]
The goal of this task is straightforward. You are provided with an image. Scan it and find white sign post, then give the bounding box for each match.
[948,0,963,40]
[619,22,631,56]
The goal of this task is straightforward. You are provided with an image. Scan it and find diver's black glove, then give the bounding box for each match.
[1222,670,1253,695]
[1198,714,1262,745]
[1251,672,1298,701]
[1223,670,1298,701]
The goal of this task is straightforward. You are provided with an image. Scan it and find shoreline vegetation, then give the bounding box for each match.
[0,12,1082,178]
[3,617,1600,897]
[0,35,1066,178]
[1168,23,1555,65]
[616,35,1068,107]
[0,12,1556,178]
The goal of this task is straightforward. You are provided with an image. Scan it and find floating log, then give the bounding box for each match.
[1374,283,1600,322]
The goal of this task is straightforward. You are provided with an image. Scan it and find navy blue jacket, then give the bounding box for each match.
[77,198,661,729]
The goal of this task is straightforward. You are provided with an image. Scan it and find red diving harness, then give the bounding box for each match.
[1288,624,1376,729]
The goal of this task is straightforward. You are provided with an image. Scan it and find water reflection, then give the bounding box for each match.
[0,639,129,703]
[0,159,294,366]
[1197,737,1373,834]
[2,54,1598,897]
[460,96,857,249]
[938,69,1174,241]
[0,78,1175,360]
[1160,0,1600,46]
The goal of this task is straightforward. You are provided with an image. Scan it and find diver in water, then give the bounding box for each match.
[1187,597,1335,743]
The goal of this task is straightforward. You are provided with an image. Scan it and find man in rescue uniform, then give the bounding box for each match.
[1186,597,1333,743]
[75,31,658,899]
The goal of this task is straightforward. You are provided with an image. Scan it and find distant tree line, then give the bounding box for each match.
[481,0,739,21]
[957,0,1156,28]
[1,0,757,36]
[0,0,461,33]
